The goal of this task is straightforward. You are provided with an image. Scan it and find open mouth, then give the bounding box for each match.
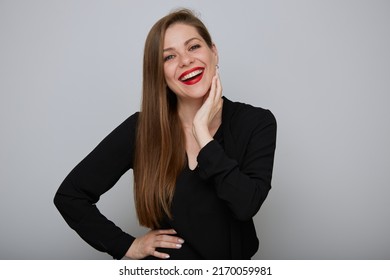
[179,67,204,85]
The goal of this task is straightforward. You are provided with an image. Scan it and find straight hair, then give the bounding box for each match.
[134,9,214,229]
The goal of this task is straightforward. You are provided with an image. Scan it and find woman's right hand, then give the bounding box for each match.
[125,229,184,259]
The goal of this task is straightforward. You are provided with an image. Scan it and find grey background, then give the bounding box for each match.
[1,0,389,259]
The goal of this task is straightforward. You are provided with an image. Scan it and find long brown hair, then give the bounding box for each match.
[134,9,214,229]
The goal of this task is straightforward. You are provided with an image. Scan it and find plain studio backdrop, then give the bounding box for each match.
[1,0,389,259]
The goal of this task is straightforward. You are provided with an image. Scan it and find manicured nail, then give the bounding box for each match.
[176,244,182,248]
[178,238,185,244]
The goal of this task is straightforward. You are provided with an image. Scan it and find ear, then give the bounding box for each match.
[212,43,219,65]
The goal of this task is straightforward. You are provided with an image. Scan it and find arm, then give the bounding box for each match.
[54,113,185,259]
[197,109,277,221]
[54,113,138,259]
[192,71,277,221]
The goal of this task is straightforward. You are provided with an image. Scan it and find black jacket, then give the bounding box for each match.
[54,97,277,259]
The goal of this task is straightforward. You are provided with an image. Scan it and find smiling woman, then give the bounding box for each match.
[54,8,277,260]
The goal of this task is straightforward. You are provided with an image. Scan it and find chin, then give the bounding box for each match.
[185,86,210,99]
[169,76,212,100]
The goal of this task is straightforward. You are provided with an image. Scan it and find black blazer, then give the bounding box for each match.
[54,97,277,259]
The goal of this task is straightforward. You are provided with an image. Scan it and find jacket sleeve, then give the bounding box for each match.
[53,113,138,259]
[197,109,277,221]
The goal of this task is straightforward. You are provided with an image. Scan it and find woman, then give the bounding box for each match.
[54,8,277,260]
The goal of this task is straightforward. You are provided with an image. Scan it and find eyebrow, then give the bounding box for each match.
[163,37,201,52]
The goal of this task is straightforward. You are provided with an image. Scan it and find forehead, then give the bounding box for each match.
[163,23,201,48]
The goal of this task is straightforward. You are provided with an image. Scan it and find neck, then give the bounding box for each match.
[176,95,223,133]
[177,97,204,128]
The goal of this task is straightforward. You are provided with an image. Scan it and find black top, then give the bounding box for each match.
[54,97,277,260]
[150,127,226,260]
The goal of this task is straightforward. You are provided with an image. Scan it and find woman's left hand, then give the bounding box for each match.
[193,69,223,148]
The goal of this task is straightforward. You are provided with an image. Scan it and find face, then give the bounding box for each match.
[163,23,218,101]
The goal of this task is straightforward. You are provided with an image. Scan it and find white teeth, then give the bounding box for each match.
[181,69,203,81]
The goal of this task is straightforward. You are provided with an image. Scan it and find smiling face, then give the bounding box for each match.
[163,23,218,101]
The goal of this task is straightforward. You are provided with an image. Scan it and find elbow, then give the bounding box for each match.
[231,189,270,221]
[232,206,260,222]
[230,198,261,221]
[53,184,72,215]
[53,190,78,228]
[53,191,64,212]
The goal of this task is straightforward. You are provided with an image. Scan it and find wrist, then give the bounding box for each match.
[192,124,213,148]
[125,239,138,259]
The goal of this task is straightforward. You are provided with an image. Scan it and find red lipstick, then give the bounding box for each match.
[179,67,204,85]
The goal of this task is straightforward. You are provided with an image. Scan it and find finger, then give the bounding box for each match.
[207,72,220,105]
[205,81,218,111]
[207,75,218,101]
[154,229,177,235]
[151,249,170,259]
[155,234,185,245]
[215,66,220,78]
[154,240,183,249]
[214,72,222,101]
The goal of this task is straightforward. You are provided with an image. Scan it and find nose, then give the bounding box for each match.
[179,52,194,67]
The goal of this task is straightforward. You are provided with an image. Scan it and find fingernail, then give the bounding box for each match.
[178,238,185,244]
[176,244,182,248]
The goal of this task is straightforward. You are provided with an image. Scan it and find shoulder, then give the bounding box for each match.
[222,96,276,130]
[123,112,139,126]
[221,96,277,163]
[101,112,139,147]
[115,112,139,133]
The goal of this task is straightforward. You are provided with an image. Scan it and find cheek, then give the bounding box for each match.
[164,64,177,82]
[163,68,178,92]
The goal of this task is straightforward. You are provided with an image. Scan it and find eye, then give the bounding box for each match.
[189,44,201,51]
[164,54,175,62]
